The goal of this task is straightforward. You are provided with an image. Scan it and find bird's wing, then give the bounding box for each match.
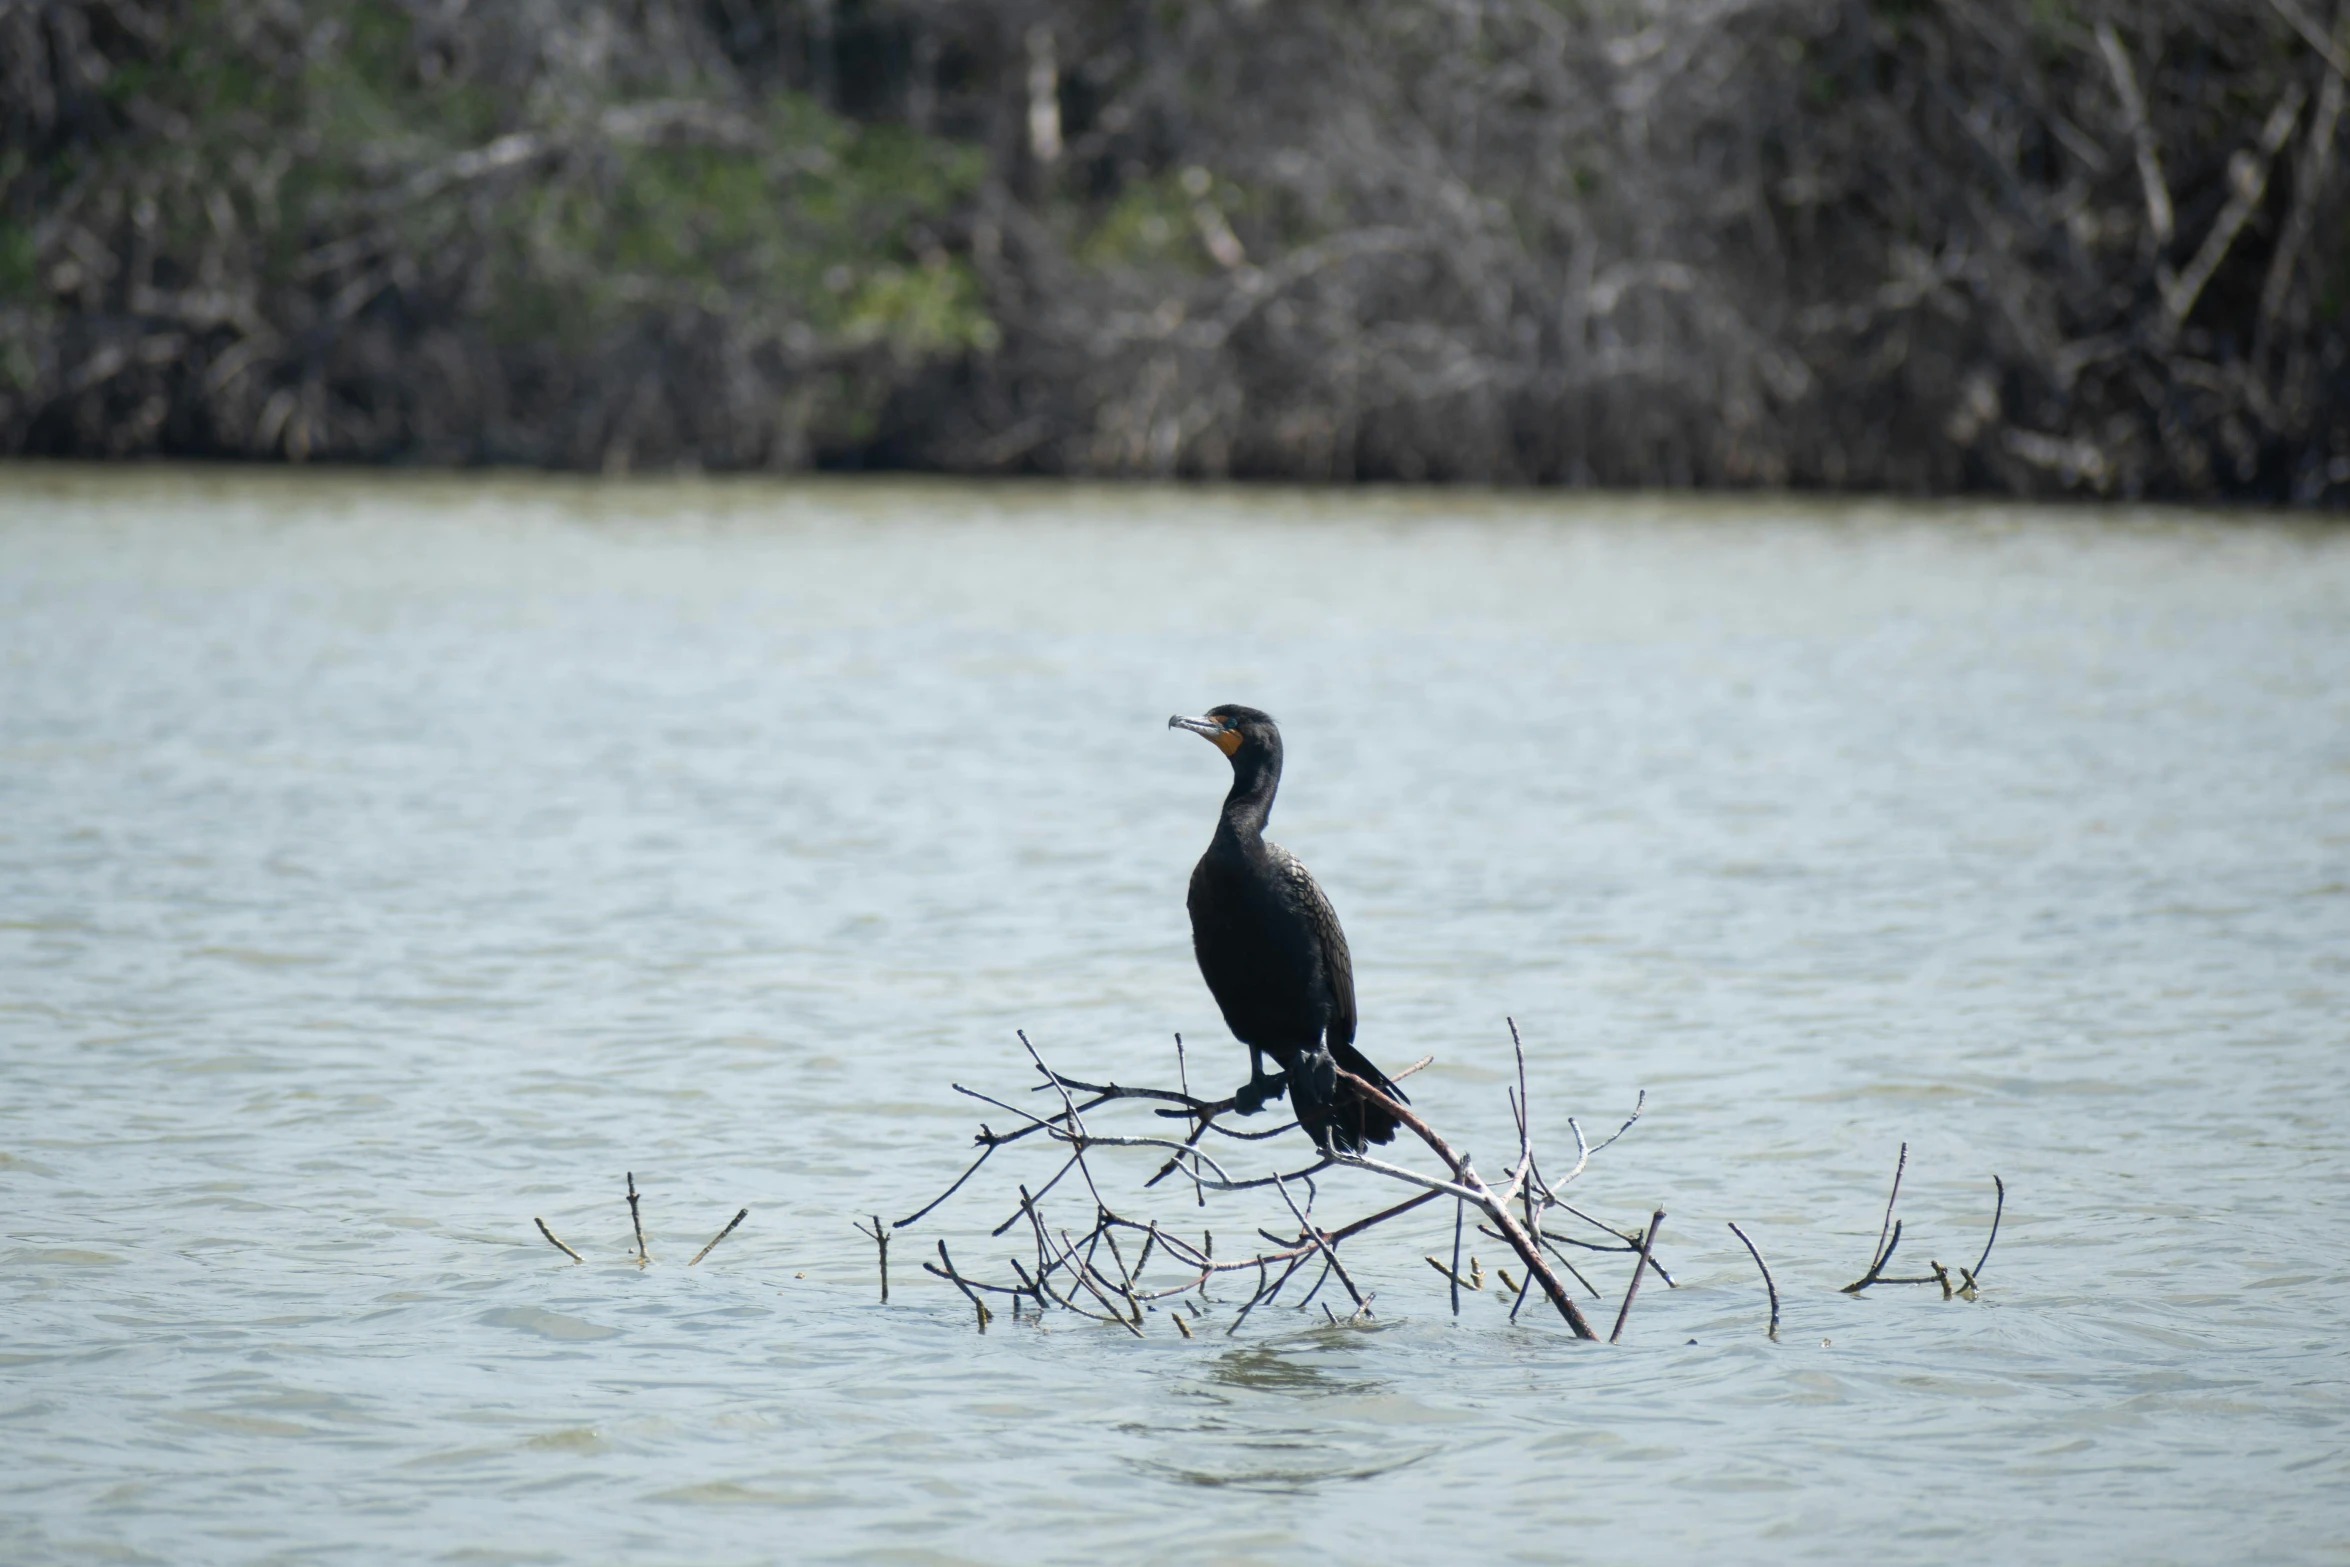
[1270,845,1357,1051]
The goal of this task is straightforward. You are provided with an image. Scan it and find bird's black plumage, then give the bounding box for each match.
[1169,705,1405,1152]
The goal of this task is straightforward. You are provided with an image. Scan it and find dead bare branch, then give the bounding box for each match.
[533,1217,584,1265]
[1608,1210,1666,1343]
[690,1208,748,1266]
[1727,1221,1780,1339]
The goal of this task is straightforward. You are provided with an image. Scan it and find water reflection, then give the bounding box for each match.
[1199,1341,1385,1398]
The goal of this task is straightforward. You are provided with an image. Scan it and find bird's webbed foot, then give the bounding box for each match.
[1228,1071,1290,1117]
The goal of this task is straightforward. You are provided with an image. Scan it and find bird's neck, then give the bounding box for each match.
[1215,753,1280,845]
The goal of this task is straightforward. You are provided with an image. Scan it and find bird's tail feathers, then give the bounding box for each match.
[1294,1039,1405,1152]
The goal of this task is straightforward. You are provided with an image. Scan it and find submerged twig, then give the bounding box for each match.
[1425,1254,1479,1292]
[1956,1174,2006,1300]
[1449,1196,1465,1316]
[1844,1158,2005,1295]
[1274,1174,1366,1314]
[1608,1209,1665,1344]
[626,1171,648,1267]
[690,1208,748,1266]
[1871,1144,1907,1276]
[1726,1221,1779,1339]
[1973,1176,2006,1282]
[854,1214,891,1303]
[931,1239,994,1330]
[1843,1142,1914,1293]
[1841,1218,1904,1294]
[534,1216,584,1264]
[1330,1064,1596,1338]
[895,1140,996,1229]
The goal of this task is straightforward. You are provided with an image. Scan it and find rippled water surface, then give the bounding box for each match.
[3,468,2347,1565]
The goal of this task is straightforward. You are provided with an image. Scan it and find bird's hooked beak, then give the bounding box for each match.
[1169,713,1243,756]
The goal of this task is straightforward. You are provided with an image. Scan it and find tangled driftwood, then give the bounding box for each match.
[880,1025,2003,1341]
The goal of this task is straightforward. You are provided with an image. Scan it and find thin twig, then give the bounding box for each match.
[1841,1218,1903,1294]
[1870,1143,1907,1276]
[992,1155,1079,1236]
[1425,1254,1479,1291]
[895,1140,996,1229]
[1322,1186,1443,1242]
[1538,1200,1675,1285]
[854,1214,891,1303]
[1019,1031,1113,1216]
[1490,1220,1672,1288]
[1972,1175,2005,1283]
[1608,1208,1665,1344]
[1726,1221,1779,1339]
[1586,1089,1648,1155]
[1056,1227,1145,1331]
[1532,1231,1603,1297]
[534,1217,584,1264]
[1174,1032,1205,1206]
[1507,1262,1535,1321]
[1296,1256,1335,1311]
[1450,1197,1465,1316]
[1552,1090,1647,1186]
[1009,1256,1049,1313]
[625,1171,648,1267]
[1507,1017,1531,1163]
[1331,1064,1596,1339]
[1274,1175,1366,1313]
[689,1208,748,1266]
[1099,1223,1146,1324]
[934,1239,993,1330]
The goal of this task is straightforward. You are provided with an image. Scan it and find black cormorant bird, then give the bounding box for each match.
[1168,705,1405,1152]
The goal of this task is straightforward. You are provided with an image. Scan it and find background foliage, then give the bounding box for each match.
[3,0,2345,498]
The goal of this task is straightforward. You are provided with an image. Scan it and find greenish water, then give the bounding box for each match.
[2,468,2346,1564]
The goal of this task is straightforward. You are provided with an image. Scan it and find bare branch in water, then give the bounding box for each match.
[1727,1222,1780,1339]
[1958,1175,2006,1300]
[887,1025,1630,1338]
[895,1140,997,1230]
[690,1209,748,1266]
[1842,1219,1904,1294]
[534,1217,584,1264]
[1973,1176,2007,1283]
[929,1239,994,1331]
[1608,1210,1666,1343]
[885,1025,1995,1341]
[534,1183,750,1271]
[854,1215,891,1303]
[1330,1062,1597,1338]
[1870,1144,1908,1278]
[626,1172,648,1268]
[1842,1149,2005,1296]
[1274,1174,1366,1315]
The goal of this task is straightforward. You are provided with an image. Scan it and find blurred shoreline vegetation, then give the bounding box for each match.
[2,0,2346,500]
